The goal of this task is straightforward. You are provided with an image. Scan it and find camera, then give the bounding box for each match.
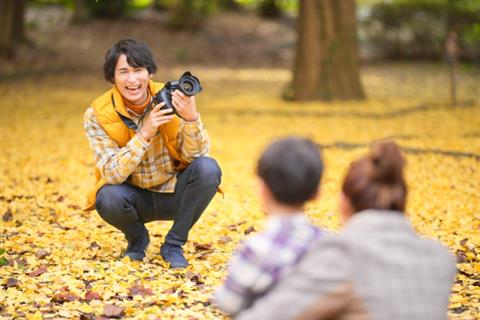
[152,71,202,118]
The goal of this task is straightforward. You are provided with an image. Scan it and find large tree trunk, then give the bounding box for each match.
[0,0,24,57]
[291,0,364,101]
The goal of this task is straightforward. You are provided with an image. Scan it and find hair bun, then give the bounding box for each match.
[369,140,405,184]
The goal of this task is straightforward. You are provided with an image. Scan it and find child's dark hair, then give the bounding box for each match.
[103,38,157,83]
[342,140,407,213]
[257,137,323,206]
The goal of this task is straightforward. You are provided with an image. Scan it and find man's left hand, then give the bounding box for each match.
[172,90,199,122]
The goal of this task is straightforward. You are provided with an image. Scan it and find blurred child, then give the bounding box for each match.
[214,137,325,316]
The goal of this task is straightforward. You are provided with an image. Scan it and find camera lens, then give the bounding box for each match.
[178,72,202,96]
[182,81,194,93]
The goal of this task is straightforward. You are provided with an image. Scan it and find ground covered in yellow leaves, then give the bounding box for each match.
[1,64,479,319]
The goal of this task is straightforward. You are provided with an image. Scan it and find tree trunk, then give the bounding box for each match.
[72,0,89,24]
[291,0,364,101]
[153,0,168,11]
[258,0,281,19]
[0,0,24,57]
[446,0,458,106]
[167,0,209,30]
[446,29,459,107]
[217,0,242,12]
[13,0,25,41]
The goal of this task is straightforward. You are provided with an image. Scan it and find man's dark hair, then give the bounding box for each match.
[103,38,157,83]
[257,137,323,206]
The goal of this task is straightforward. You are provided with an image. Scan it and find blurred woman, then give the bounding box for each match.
[237,141,456,320]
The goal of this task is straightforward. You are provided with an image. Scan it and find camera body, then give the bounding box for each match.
[152,71,202,118]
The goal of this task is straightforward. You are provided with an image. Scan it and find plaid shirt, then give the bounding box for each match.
[214,214,323,316]
[83,106,209,192]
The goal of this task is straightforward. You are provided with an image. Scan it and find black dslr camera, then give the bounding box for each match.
[151,71,202,118]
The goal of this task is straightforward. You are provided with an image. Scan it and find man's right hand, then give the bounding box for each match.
[139,102,174,142]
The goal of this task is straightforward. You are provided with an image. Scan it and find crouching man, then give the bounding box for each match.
[83,38,221,268]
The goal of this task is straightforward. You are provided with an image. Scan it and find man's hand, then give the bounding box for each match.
[172,89,199,122]
[139,102,174,141]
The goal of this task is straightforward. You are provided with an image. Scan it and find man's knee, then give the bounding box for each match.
[189,157,222,186]
[95,184,135,223]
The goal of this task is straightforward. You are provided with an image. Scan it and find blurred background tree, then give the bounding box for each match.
[0,0,25,58]
[3,0,479,60]
[166,0,214,30]
[359,0,480,62]
[257,0,281,19]
[0,0,478,102]
[290,0,364,101]
[72,0,88,23]
[84,0,129,19]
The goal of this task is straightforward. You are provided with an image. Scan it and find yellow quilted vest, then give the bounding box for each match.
[84,80,189,211]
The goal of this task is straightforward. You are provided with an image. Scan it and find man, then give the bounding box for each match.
[83,38,221,268]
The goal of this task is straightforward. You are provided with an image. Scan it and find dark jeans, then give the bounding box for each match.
[95,157,222,246]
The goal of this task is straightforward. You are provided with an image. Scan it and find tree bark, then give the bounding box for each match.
[291,0,364,101]
[446,29,459,107]
[0,0,24,57]
[13,0,25,41]
[217,0,242,11]
[258,0,281,19]
[167,0,209,30]
[72,0,89,24]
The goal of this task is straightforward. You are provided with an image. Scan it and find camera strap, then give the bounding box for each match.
[111,95,147,131]
[116,111,138,131]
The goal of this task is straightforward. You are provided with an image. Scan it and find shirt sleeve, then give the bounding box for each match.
[177,116,210,162]
[214,237,277,316]
[83,107,150,184]
[236,237,352,320]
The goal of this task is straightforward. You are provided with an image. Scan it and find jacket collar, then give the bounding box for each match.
[343,209,415,235]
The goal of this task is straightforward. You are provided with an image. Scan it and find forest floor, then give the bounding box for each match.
[1,63,479,319]
[1,7,480,320]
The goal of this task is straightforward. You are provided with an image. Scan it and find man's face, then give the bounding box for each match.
[114,54,150,105]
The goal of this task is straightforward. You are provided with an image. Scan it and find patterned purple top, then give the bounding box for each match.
[214,214,324,315]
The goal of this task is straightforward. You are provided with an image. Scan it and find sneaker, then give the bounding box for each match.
[160,243,188,269]
[125,232,150,261]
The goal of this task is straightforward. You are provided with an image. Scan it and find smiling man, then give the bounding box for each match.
[83,38,221,268]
